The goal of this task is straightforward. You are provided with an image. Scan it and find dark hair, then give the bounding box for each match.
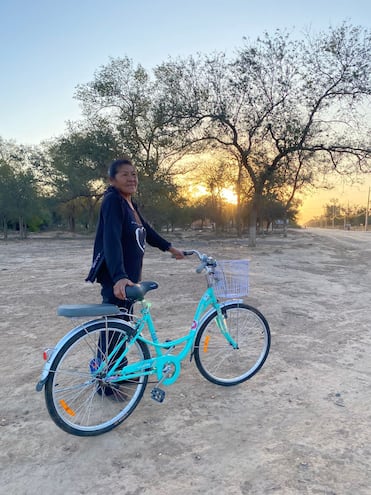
[108,158,133,178]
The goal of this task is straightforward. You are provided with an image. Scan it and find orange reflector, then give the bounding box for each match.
[59,399,76,416]
[203,335,210,353]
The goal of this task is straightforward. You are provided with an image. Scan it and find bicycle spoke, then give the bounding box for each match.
[45,322,149,435]
[194,303,270,385]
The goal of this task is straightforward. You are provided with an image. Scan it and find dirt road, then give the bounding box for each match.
[0,228,370,494]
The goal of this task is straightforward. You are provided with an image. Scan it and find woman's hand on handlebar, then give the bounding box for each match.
[169,246,186,260]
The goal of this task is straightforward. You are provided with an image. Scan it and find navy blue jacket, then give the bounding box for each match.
[86,186,171,284]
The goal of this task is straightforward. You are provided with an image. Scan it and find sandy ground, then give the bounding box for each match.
[0,228,370,495]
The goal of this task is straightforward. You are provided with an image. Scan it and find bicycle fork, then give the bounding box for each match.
[215,307,239,349]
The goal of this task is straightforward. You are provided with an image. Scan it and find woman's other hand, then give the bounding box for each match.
[113,278,135,300]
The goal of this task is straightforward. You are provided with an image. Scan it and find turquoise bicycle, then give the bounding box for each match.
[36,250,270,436]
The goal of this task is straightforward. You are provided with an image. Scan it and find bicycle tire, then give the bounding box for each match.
[44,320,150,436]
[194,302,270,386]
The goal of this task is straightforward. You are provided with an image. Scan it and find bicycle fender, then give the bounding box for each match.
[35,317,134,391]
[190,299,244,357]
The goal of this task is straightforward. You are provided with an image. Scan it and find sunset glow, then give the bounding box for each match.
[221,188,238,205]
[188,185,238,205]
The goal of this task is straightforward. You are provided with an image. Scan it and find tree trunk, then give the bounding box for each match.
[19,216,25,239]
[69,215,76,233]
[248,206,257,247]
[283,211,288,237]
[2,216,7,240]
[236,165,243,237]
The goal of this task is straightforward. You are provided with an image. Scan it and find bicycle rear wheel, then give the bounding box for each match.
[194,302,270,386]
[44,320,150,436]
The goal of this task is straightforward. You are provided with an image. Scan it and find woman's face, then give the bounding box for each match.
[111,164,138,198]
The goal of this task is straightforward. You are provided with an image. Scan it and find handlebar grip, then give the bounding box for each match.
[196,262,206,273]
[172,250,195,258]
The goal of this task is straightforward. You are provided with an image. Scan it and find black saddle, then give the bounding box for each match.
[57,281,159,318]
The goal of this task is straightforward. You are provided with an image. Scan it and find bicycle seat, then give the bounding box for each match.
[57,281,159,317]
[57,303,121,317]
[126,280,158,301]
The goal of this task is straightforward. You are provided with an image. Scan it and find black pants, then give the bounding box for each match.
[98,284,132,368]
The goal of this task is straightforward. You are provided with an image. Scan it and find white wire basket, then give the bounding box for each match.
[211,259,250,298]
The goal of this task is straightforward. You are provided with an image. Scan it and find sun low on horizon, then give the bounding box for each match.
[220,188,238,205]
[188,184,238,205]
[182,171,371,225]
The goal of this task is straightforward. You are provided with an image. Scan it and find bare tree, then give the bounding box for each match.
[75,57,194,178]
[156,24,371,245]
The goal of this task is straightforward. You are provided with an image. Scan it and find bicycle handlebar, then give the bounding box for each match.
[181,250,216,273]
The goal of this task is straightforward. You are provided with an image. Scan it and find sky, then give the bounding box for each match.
[1,0,370,222]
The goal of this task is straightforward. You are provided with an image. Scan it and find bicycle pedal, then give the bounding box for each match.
[151,387,166,403]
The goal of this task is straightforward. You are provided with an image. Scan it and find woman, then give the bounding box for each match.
[86,158,184,397]
[86,157,184,303]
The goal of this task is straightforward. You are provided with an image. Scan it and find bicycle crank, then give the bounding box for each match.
[150,361,177,402]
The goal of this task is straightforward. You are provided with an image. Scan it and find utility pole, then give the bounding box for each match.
[332,203,335,229]
[343,202,347,230]
[365,186,370,232]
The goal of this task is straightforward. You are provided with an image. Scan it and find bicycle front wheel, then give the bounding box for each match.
[194,302,270,386]
[44,320,150,436]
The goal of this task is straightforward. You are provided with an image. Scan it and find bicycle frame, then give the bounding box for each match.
[36,249,246,393]
[104,286,241,387]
